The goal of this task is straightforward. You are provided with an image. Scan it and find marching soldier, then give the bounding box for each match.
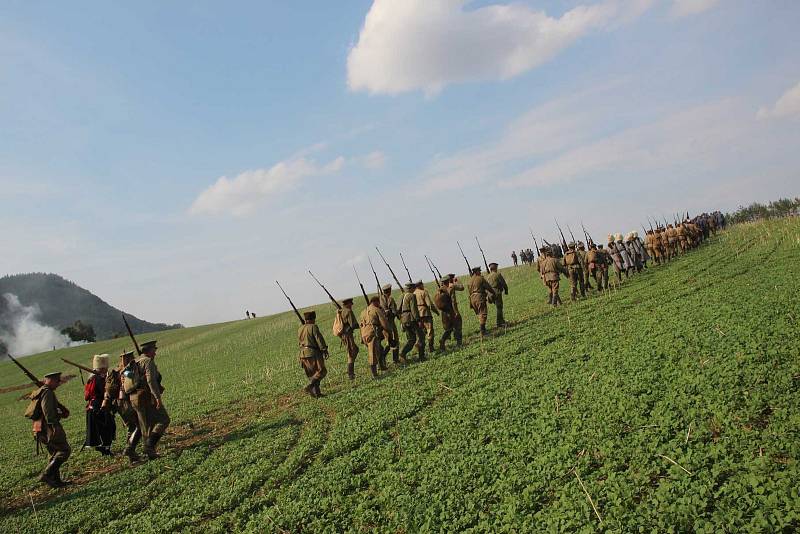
[511,251,518,266]
[586,243,603,292]
[83,354,115,456]
[577,242,593,290]
[595,244,611,290]
[298,310,328,397]
[467,266,496,336]
[339,298,360,380]
[447,273,465,346]
[399,282,426,361]
[103,350,141,462]
[379,284,400,364]
[414,280,440,353]
[359,296,390,378]
[27,371,71,488]
[485,262,509,327]
[563,243,586,300]
[538,247,567,306]
[435,277,455,351]
[129,340,170,460]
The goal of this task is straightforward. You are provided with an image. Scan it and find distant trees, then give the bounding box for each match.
[727,197,800,225]
[61,320,96,343]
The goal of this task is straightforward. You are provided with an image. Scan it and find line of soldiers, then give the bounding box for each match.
[298,263,509,397]
[512,249,536,266]
[23,340,170,488]
[536,214,722,305]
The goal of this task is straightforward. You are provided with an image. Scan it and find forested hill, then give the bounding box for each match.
[0,273,182,340]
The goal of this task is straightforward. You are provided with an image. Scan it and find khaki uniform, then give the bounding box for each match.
[359,303,390,366]
[676,225,687,253]
[538,256,566,305]
[467,273,495,332]
[105,367,140,455]
[298,323,328,384]
[447,281,465,344]
[577,249,592,290]
[666,226,678,258]
[32,386,72,463]
[562,250,585,300]
[339,308,360,365]
[380,292,400,361]
[129,357,171,442]
[414,286,439,352]
[399,290,425,360]
[586,249,606,291]
[484,271,509,327]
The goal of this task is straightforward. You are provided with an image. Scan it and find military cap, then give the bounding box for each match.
[93,354,110,369]
[598,244,604,249]
[488,262,498,268]
[471,266,481,273]
[303,310,316,320]
[416,279,423,285]
[568,242,576,249]
[440,276,451,284]
[447,273,456,279]
[120,349,135,358]
[341,297,354,305]
[404,282,416,290]
[539,247,549,254]
[43,371,62,380]
[381,283,392,292]
[140,340,157,350]
[369,295,380,304]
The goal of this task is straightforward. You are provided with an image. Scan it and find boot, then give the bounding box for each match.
[548,294,553,305]
[455,334,462,347]
[554,294,563,307]
[303,383,316,398]
[438,340,446,353]
[313,382,324,398]
[370,364,379,379]
[379,352,388,371]
[347,362,355,381]
[480,324,487,337]
[123,428,141,462]
[392,347,399,363]
[144,432,162,460]
[418,345,427,361]
[38,458,64,488]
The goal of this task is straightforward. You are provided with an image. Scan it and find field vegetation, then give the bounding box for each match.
[1,218,798,532]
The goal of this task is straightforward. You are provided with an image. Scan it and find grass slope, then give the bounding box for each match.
[1,220,798,532]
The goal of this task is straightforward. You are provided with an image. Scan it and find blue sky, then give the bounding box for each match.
[2,0,799,326]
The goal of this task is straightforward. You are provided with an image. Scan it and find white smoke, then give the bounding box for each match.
[0,293,73,357]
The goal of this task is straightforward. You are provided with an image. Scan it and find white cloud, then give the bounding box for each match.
[757,80,800,120]
[671,0,720,18]
[189,156,345,216]
[347,0,645,95]
[359,150,386,170]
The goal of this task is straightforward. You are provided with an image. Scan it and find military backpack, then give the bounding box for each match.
[122,359,144,394]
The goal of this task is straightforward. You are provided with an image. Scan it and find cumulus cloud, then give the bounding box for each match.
[347,0,650,95]
[190,156,345,216]
[671,0,720,18]
[757,80,800,120]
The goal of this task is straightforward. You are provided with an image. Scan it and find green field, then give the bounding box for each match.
[1,219,799,533]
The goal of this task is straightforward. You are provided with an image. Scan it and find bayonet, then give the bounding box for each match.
[308,270,342,310]
[276,281,304,324]
[353,265,370,306]
[399,253,413,284]
[375,247,403,289]
[457,240,472,273]
[475,236,489,272]
[122,314,141,356]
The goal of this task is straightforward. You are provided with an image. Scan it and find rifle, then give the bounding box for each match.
[308,271,342,310]
[6,353,69,415]
[581,221,594,247]
[424,256,440,288]
[122,314,141,356]
[426,255,443,280]
[555,219,569,253]
[276,281,304,324]
[533,236,541,259]
[61,358,103,377]
[375,247,403,289]
[353,265,370,306]
[475,236,489,272]
[368,256,383,294]
[399,253,413,284]
[457,241,472,273]
[566,224,578,246]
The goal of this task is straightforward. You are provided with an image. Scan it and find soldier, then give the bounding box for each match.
[586,243,603,292]
[644,230,659,265]
[511,251,518,266]
[467,266,496,336]
[83,354,115,456]
[447,273,465,346]
[563,243,586,300]
[129,340,170,460]
[434,277,455,351]
[298,310,328,397]
[485,262,509,327]
[379,284,400,364]
[658,227,670,262]
[399,282,426,361]
[666,224,678,258]
[359,296,390,378]
[538,247,567,306]
[414,280,440,353]
[103,350,141,462]
[577,242,593,290]
[595,244,611,290]
[27,371,71,488]
[339,298,360,380]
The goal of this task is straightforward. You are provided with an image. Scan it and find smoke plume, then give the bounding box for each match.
[0,293,73,357]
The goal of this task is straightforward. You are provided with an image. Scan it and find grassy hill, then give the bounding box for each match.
[0,273,183,342]
[1,219,798,532]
